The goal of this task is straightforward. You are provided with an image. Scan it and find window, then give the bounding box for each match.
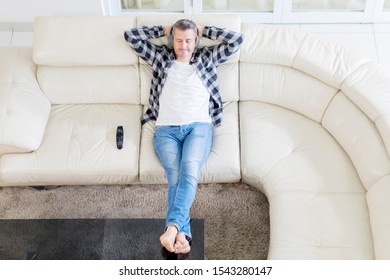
[105,0,390,23]
[120,0,184,12]
[292,0,366,11]
[384,0,390,10]
[202,0,274,12]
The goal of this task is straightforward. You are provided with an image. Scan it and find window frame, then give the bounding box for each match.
[102,0,390,23]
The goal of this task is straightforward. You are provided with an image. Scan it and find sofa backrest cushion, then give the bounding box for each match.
[33,16,140,105]
[240,23,390,189]
[33,16,138,66]
[36,65,140,104]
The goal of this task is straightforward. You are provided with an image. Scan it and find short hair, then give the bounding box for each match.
[171,19,198,36]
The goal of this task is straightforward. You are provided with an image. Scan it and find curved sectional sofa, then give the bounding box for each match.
[0,15,389,259]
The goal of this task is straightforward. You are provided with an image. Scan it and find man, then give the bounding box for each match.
[124,19,243,254]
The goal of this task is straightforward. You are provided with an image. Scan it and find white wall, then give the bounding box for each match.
[0,0,104,22]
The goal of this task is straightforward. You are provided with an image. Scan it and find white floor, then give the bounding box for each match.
[1,23,390,72]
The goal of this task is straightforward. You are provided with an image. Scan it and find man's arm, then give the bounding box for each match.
[201,26,244,66]
[124,26,165,65]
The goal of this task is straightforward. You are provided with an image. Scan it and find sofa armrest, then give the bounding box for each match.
[0,47,51,156]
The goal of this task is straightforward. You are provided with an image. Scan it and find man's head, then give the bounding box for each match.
[169,19,199,62]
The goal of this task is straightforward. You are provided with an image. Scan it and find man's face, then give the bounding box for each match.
[172,28,197,62]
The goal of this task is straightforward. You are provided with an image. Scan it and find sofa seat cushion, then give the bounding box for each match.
[139,102,241,183]
[0,104,142,186]
[240,101,374,259]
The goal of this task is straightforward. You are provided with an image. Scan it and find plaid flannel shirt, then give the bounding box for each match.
[124,25,243,127]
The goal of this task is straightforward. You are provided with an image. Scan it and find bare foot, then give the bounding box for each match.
[174,233,191,254]
[160,225,178,252]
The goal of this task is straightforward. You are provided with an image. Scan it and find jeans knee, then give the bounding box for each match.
[166,168,180,187]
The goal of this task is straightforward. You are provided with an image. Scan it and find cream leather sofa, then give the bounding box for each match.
[1,15,389,260]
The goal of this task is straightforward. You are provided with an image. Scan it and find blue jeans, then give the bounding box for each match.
[154,122,213,240]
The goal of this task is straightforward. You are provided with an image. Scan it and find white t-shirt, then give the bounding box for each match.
[156,60,211,126]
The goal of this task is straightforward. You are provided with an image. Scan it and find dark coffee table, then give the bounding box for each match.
[0,219,204,260]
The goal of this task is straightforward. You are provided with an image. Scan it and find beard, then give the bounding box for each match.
[175,47,193,61]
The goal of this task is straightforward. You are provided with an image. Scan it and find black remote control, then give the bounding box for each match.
[116,126,124,149]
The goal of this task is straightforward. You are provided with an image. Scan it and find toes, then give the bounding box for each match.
[174,233,191,254]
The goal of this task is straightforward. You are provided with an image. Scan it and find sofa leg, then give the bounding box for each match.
[28,185,59,191]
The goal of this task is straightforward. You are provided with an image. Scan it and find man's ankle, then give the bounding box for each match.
[166,225,178,234]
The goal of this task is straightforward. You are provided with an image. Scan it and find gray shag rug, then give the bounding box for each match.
[0,183,270,259]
